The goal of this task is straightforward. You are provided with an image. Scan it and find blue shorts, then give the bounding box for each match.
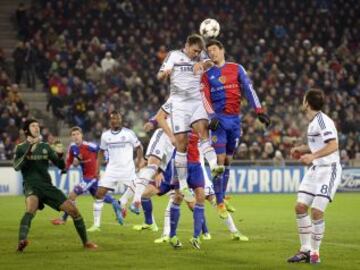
[73,178,98,196]
[156,156,179,196]
[211,115,241,155]
[187,162,205,190]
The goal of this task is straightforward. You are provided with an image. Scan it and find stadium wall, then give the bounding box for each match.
[1,166,359,196]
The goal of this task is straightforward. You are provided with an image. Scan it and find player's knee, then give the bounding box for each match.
[311,208,324,220]
[69,191,79,200]
[174,193,183,204]
[95,187,106,199]
[295,203,308,214]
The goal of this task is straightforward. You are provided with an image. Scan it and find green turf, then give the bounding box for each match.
[0,194,359,270]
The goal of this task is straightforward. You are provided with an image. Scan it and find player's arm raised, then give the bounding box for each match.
[157,51,174,81]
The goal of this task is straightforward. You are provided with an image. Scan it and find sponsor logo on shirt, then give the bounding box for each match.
[218,76,226,84]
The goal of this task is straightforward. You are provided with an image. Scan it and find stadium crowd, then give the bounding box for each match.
[0,0,359,162]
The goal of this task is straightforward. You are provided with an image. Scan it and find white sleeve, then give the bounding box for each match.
[100,133,108,150]
[159,51,176,71]
[130,131,141,148]
[319,116,337,143]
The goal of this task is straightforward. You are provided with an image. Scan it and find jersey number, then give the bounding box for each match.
[320,185,328,195]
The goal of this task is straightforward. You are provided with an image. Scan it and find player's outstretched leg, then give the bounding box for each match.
[133,198,158,232]
[130,164,158,214]
[154,195,173,244]
[17,195,38,252]
[169,192,182,248]
[199,139,224,176]
[190,203,205,249]
[222,168,236,213]
[17,212,34,252]
[60,200,97,249]
[213,174,228,219]
[87,199,103,232]
[287,203,311,263]
[201,216,211,240]
[309,208,325,264]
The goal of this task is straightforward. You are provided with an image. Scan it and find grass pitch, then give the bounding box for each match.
[0,193,359,270]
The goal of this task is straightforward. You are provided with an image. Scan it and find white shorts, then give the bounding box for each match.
[162,99,208,134]
[297,162,342,212]
[98,169,136,191]
[146,128,175,171]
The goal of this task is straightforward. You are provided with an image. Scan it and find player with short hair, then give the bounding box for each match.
[287,89,342,264]
[87,111,145,232]
[157,34,224,200]
[201,39,270,218]
[14,119,97,251]
[51,126,118,225]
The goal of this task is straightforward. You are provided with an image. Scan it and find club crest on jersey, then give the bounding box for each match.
[175,125,180,131]
[218,76,226,84]
[212,135,217,143]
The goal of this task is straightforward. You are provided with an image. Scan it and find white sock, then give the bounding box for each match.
[296,213,312,252]
[175,151,188,190]
[311,219,325,254]
[163,195,173,237]
[224,213,238,233]
[119,184,135,207]
[93,199,104,227]
[132,165,157,204]
[199,139,218,169]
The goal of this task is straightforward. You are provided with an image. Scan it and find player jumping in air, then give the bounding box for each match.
[201,39,270,218]
[51,126,118,225]
[287,89,342,264]
[156,34,224,200]
[14,119,97,251]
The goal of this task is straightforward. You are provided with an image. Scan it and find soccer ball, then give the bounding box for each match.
[199,18,220,39]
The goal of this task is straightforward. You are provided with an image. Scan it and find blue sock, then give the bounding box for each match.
[193,204,204,238]
[170,203,180,237]
[62,211,68,221]
[222,168,230,197]
[213,174,224,204]
[141,198,153,225]
[202,215,209,234]
[104,194,115,204]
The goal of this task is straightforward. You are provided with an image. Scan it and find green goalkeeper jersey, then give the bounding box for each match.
[13,141,65,186]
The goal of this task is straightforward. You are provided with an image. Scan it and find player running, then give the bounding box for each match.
[14,119,97,251]
[87,111,145,232]
[51,126,118,225]
[287,89,342,264]
[201,39,270,218]
[157,34,223,199]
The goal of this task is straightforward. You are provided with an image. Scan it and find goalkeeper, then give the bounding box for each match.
[13,119,97,252]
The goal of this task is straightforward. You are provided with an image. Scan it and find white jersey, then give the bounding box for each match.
[307,112,340,165]
[100,128,141,173]
[160,49,209,102]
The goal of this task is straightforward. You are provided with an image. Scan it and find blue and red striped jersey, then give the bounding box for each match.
[66,141,99,180]
[201,62,263,117]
